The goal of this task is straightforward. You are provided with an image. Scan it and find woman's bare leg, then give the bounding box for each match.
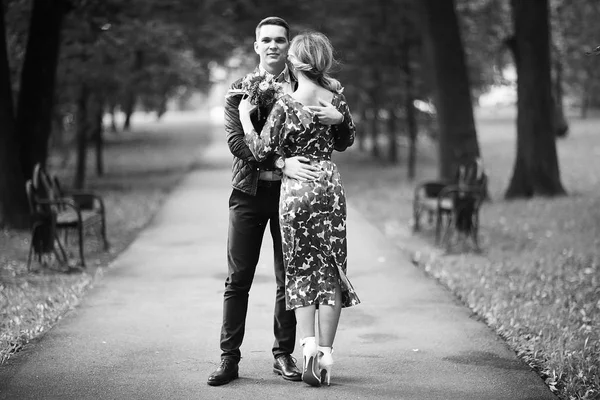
[294,305,317,339]
[317,281,342,346]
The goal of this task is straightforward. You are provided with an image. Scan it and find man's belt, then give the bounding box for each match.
[258,170,281,181]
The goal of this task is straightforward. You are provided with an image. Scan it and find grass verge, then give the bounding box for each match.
[0,112,214,364]
[338,108,600,400]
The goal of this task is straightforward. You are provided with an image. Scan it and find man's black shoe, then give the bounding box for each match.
[273,354,302,381]
[207,358,239,386]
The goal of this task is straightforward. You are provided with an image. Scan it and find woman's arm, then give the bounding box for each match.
[243,100,286,162]
[332,94,356,152]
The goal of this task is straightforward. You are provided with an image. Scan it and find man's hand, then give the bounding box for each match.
[282,156,320,181]
[307,99,343,125]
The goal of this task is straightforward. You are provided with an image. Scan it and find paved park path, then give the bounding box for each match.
[0,117,556,400]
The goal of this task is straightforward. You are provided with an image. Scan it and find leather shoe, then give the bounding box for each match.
[207,358,239,386]
[273,354,302,381]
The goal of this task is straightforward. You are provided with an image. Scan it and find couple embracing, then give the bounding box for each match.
[207,16,360,388]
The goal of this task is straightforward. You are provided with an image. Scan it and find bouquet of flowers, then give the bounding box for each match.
[226,72,284,119]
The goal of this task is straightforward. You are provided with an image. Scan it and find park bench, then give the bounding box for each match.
[412,158,487,251]
[25,164,109,269]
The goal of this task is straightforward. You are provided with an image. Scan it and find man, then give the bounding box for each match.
[207,16,352,386]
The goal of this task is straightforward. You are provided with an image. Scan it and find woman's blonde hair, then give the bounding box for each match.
[289,32,343,93]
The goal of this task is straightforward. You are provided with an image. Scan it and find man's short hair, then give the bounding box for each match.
[255,16,290,41]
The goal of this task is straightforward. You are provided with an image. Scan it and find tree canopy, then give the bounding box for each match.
[2,0,599,227]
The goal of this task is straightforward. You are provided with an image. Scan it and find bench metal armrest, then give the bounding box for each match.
[438,185,485,209]
[414,180,452,201]
[66,192,105,212]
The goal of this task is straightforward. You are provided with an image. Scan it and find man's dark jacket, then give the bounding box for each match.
[224,70,354,196]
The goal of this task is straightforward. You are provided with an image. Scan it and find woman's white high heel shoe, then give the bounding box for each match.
[317,346,334,386]
[300,337,321,387]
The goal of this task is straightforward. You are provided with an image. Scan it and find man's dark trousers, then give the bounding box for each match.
[220,182,296,362]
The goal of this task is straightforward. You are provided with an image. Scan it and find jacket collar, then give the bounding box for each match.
[257,63,289,83]
[255,62,297,87]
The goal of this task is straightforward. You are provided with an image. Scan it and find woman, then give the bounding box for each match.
[240,31,360,387]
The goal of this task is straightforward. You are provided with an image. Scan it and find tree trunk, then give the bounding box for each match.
[405,93,418,181]
[74,84,90,189]
[156,90,168,121]
[16,0,67,181]
[0,2,29,229]
[109,101,119,133]
[406,99,417,180]
[368,63,383,160]
[95,120,104,177]
[122,99,134,131]
[553,58,568,138]
[122,50,144,131]
[422,0,481,181]
[357,107,367,151]
[580,65,594,119]
[369,107,380,159]
[387,107,398,164]
[580,87,589,119]
[401,32,418,180]
[89,93,105,176]
[505,0,566,198]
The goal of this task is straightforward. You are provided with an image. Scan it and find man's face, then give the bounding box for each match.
[254,24,289,70]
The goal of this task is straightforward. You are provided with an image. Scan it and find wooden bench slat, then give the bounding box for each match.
[56,210,102,225]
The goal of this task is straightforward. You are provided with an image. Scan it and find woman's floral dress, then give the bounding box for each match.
[245,93,361,310]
